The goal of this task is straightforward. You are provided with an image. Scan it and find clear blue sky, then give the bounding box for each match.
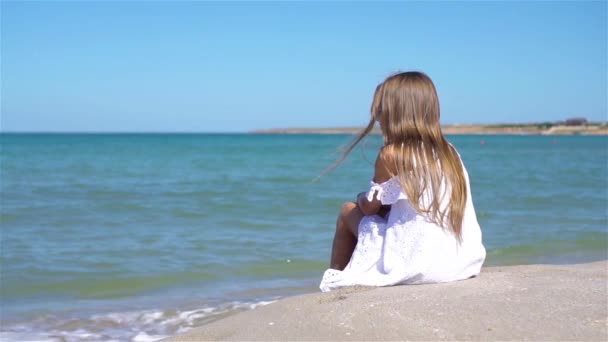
[1,1,606,132]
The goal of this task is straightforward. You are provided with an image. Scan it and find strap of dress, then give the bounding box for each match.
[365,177,405,205]
[366,182,384,202]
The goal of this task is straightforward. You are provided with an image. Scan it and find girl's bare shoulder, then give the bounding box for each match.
[374,145,398,182]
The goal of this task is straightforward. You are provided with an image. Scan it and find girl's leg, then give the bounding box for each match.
[329,201,364,270]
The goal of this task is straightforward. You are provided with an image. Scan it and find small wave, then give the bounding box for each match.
[486,231,608,266]
[170,208,208,219]
[0,213,19,225]
[238,258,328,277]
[2,271,219,299]
[0,299,277,342]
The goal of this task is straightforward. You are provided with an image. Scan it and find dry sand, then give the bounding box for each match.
[164,261,608,341]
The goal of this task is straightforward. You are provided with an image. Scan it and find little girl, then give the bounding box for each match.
[320,71,486,292]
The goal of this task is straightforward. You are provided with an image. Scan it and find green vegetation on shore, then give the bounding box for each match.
[252,121,608,135]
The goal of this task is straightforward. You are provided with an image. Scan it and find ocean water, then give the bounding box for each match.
[1,133,607,341]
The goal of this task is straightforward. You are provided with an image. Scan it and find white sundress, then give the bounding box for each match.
[319,163,486,292]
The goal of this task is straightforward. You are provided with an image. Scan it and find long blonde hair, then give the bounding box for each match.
[334,71,467,238]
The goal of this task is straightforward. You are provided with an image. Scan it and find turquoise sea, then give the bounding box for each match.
[1,133,607,341]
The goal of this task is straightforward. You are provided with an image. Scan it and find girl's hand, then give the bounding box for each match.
[357,190,381,216]
[356,191,365,201]
[356,192,367,208]
[358,191,390,218]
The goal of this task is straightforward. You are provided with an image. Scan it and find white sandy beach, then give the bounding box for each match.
[164,261,607,341]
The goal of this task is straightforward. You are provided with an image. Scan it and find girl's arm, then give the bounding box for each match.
[356,147,393,216]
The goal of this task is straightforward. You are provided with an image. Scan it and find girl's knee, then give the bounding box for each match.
[340,201,357,217]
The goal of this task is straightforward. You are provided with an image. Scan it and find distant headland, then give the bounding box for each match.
[251,118,607,135]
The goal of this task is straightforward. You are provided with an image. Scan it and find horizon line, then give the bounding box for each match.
[3,121,606,135]
[2,119,607,135]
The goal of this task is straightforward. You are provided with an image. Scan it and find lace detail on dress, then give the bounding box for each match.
[365,177,407,205]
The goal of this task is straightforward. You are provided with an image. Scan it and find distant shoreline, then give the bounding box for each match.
[251,123,608,135]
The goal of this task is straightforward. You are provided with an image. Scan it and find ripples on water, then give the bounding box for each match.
[1,133,606,341]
